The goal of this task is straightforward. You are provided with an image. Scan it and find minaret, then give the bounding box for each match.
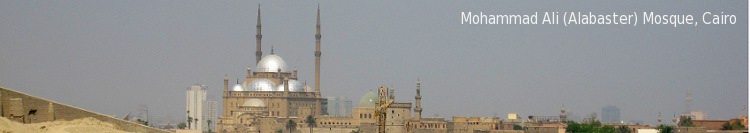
[314,4,322,93]
[255,4,263,64]
[223,74,229,96]
[560,105,567,122]
[389,87,395,100]
[414,79,422,121]
[658,112,663,125]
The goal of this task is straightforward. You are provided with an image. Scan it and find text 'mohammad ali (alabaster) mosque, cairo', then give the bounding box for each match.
[216,5,444,133]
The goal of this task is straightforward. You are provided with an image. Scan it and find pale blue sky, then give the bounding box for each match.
[0,0,746,125]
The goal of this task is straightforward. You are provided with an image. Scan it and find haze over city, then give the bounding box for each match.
[0,0,746,127]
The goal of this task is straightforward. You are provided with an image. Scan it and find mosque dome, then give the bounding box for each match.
[275,80,306,92]
[242,98,265,107]
[231,84,244,91]
[255,54,289,72]
[359,91,378,107]
[246,79,276,91]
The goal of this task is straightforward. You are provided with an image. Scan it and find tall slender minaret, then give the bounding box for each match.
[255,4,263,64]
[314,4,322,93]
[223,74,229,96]
[658,112,663,125]
[414,79,422,121]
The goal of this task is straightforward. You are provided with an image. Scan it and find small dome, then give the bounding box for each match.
[231,84,244,91]
[246,79,276,91]
[359,91,378,107]
[242,99,265,107]
[276,80,306,92]
[255,54,289,72]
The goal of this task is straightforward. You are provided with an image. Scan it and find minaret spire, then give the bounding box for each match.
[314,4,322,93]
[414,78,422,121]
[255,4,263,64]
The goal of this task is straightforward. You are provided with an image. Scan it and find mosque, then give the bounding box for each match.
[216,5,327,132]
[216,5,457,133]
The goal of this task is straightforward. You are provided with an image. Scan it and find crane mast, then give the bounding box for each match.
[374,86,394,133]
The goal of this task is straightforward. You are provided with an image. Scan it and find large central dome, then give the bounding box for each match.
[256,54,289,72]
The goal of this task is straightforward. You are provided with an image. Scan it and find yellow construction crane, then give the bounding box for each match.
[374,86,394,133]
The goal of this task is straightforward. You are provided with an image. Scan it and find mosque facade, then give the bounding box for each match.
[216,5,487,133]
[216,5,327,133]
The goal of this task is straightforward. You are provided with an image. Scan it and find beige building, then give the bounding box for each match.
[186,84,207,131]
[216,5,327,133]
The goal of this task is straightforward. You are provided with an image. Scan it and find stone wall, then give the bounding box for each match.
[0,86,169,133]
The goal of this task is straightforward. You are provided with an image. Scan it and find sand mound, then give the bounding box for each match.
[0,117,131,133]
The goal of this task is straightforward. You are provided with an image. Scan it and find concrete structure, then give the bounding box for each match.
[524,126,565,133]
[507,113,519,120]
[0,86,168,133]
[448,117,501,133]
[692,120,728,130]
[327,97,353,116]
[205,100,218,131]
[636,129,659,133]
[186,84,207,131]
[689,111,706,120]
[601,105,620,124]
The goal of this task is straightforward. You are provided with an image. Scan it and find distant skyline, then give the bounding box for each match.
[0,0,746,126]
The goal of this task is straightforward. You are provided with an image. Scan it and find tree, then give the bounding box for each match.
[513,125,523,130]
[677,116,694,127]
[657,124,674,133]
[721,120,746,130]
[177,122,187,129]
[286,119,297,133]
[615,125,632,133]
[276,129,283,133]
[187,111,192,129]
[187,116,193,129]
[600,125,615,133]
[565,120,616,133]
[306,115,317,133]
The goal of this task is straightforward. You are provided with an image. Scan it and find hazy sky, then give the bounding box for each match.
[0,0,746,125]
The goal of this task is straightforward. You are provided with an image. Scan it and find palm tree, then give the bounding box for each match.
[187,111,192,129]
[305,115,317,133]
[187,116,193,129]
[286,119,297,133]
[657,124,674,133]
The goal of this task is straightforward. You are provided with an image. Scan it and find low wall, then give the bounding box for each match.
[0,86,169,133]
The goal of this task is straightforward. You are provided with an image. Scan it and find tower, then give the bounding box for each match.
[685,89,692,114]
[223,74,228,97]
[560,105,567,122]
[389,87,395,100]
[314,4,322,93]
[255,4,263,64]
[658,112,662,125]
[414,79,422,121]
